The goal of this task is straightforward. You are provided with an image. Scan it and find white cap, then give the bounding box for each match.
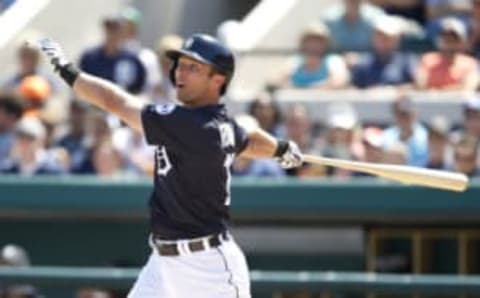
[326,102,357,130]
[16,117,46,140]
[439,17,467,40]
[373,15,403,36]
[464,95,480,111]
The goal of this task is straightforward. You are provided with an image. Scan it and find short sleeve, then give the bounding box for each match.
[141,104,221,156]
[231,119,249,154]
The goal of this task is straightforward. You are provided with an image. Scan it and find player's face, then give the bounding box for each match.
[175,56,223,105]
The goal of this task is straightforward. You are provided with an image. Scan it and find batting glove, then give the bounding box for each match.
[275,140,303,169]
[35,38,79,86]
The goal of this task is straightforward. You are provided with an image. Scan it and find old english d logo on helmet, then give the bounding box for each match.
[166,34,235,95]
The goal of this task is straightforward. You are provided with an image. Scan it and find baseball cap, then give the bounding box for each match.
[439,17,467,40]
[326,102,357,130]
[120,6,142,25]
[16,117,46,140]
[362,127,383,148]
[373,15,403,36]
[302,21,330,40]
[0,244,30,266]
[428,115,451,136]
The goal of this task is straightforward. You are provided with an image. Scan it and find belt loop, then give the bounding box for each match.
[178,240,190,256]
[202,237,210,250]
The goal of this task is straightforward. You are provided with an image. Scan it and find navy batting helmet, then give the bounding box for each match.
[166,34,235,95]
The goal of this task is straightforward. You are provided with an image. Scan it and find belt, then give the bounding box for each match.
[153,232,229,256]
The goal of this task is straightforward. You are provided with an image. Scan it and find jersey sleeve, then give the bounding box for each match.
[231,119,249,154]
[141,104,218,155]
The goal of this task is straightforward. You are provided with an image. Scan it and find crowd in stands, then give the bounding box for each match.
[0,1,479,180]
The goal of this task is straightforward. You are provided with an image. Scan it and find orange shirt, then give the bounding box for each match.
[419,52,478,88]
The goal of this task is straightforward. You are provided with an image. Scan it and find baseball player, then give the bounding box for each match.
[37,34,303,298]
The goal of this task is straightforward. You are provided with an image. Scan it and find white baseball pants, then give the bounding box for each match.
[127,235,251,298]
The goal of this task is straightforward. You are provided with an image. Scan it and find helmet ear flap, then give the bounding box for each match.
[169,59,178,86]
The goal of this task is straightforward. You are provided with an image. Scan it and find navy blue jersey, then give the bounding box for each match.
[141,103,248,240]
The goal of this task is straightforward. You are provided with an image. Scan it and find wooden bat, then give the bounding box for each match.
[303,154,469,192]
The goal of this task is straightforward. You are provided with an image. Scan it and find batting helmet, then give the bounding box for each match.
[166,34,235,95]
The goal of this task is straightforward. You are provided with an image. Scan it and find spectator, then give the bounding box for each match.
[426,115,452,169]
[0,244,30,267]
[248,92,283,137]
[2,43,55,93]
[274,21,349,89]
[416,17,479,91]
[0,118,64,175]
[120,6,161,95]
[324,0,385,51]
[79,16,146,94]
[452,135,479,177]
[350,15,417,89]
[360,127,384,163]
[231,115,285,177]
[0,93,23,163]
[76,288,111,298]
[383,141,408,164]
[112,126,154,176]
[92,138,124,178]
[154,34,183,102]
[55,101,93,174]
[425,0,472,39]
[469,0,480,56]
[462,96,480,140]
[383,97,429,167]
[321,102,358,177]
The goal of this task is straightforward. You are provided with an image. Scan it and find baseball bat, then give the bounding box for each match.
[303,154,468,192]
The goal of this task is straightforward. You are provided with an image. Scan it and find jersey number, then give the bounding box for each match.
[155,146,172,176]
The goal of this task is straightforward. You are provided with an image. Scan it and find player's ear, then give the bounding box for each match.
[212,73,226,90]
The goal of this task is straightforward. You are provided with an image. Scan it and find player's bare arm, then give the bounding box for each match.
[73,73,144,133]
[35,38,144,133]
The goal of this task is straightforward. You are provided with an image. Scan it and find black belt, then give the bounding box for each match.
[153,232,229,256]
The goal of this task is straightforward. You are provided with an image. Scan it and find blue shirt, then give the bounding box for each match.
[290,57,329,88]
[79,46,146,94]
[141,103,248,240]
[0,131,14,162]
[232,159,285,177]
[383,123,429,167]
[351,52,417,88]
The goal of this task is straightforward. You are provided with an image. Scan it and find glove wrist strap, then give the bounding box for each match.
[274,140,289,157]
[58,63,80,87]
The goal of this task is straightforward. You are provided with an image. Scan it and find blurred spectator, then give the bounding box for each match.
[154,34,183,102]
[383,97,429,167]
[452,135,479,176]
[324,0,385,51]
[360,127,384,163]
[231,115,285,177]
[0,0,15,11]
[112,126,154,176]
[120,6,161,95]
[0,93,23,163]
[425,0,472,39]
[55,101,93,174]
[383,141,408,164]
[416,17,479,91]
[463,96,480,140]
[79,16,146,94]
[274,21,349,89]
[426,115,452,169]
[92,138,124,177]
[370,0,426,25]
[321,102,358,177]
[3,43,55,93]
[469,0,480,55]
[248,92,283,137]
[0,118,64,175]
[350,15,416,89]
[17,75,51,118]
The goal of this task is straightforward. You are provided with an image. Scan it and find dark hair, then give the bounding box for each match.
[248,93,283,127]
[0,92,24,119]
